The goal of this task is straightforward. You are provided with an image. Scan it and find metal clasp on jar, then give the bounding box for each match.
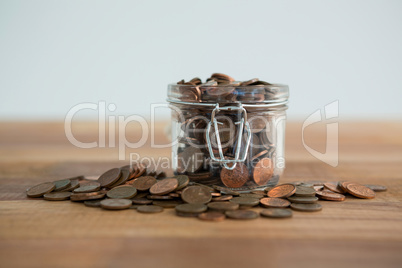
[205,104,252,170]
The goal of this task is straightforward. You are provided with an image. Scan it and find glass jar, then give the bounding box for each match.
[167,82,289,192]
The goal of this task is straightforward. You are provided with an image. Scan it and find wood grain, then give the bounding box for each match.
[0,121,401,268]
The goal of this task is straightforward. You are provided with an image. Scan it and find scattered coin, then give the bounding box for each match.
[208,201,239,212]
[316,190,345,201]
[108,169,131,188]
[260,208,293,218]
[147,195,174,200]
[175,203,207,214]
[230,197,260,207]
[175,175,190,190]
[107,185,137,199]
[338,181,355,192]
[260,197,291,208]
[290,203,322,212]
[253,158,274,186]
[220,162,249,188]
[73,184,101,193]
[149,178,178,195]
[63,178,81,192]
[181,186,212,204]
[132,198,153,205]
[225,210,259,220]
[98,168,122,187]
[84,200,102,207]
[137,205,164,213]
[212,195,233,202]
[152,200,183,208]
[294,186,316,197]
[346,183,376,199]
[287,196,318,204]
[198,211,226,222]
[132,176,157,191]
[100,198,132,210]
[26,182,56,198]
[364,184,387,192]
[323,182,345,194]
[52,179,71,192]
[43,191,71,201]
[70,192,105,201]
[239,193,264,199]
[267,184,296,198]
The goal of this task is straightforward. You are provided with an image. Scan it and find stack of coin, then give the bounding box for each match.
[172,73,280,191]
[26,166,387,222]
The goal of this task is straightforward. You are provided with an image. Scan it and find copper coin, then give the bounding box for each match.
[108,169,131,188]
[260,197,290,208]
[73,183,101,193]
[290,203,322,212]
[230,197,260,207]
[70,191,105,201]
[177,147,204,173]
[225,210,259,220]
[132,176,157,191]
[208,201,239,212]
[251,150,269,161]
[84,200,103,207]
[175,203,207,214]
[147,195,174,200]
[211,192,221,197]
[181,186,212,204]
[169,192,181,198]
[294,186,316,197]
[100,198,132,210]
[132,198,153,205]
[338,181,355,192]
[220,162,249,188]
[211,73,235,82]
[316,190,345,201]
[212,195,233,202]
[260,208,293,218]
[346,183,376,199]
[149,178,178,195]
[106,185,137,199]
[239,193,265,199]
[62,178,81,192]
[364,184,387,192]
[240,78,259,86]
[26,182,56,198]
[253,158,274,186]
[53,179,72,192]
[97,168,122,187]
[287,196,318,204]
[137,205,164,213]
[267,184,296,198]
[175,175,190,190]
[198,211,226,222]
[152,200,183,208]
[323,182,345,194]
[212,185,240,196]
[43,191,71,201]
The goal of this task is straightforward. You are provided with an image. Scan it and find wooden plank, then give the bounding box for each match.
[0,121,401,267]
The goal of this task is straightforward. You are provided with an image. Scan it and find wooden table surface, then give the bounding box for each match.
[0,121,401,268]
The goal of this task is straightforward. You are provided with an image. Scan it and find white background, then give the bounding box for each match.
[1,0,401,121]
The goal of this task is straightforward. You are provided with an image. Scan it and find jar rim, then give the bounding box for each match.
[167,83,289,106]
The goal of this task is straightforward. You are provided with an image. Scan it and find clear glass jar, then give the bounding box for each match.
[167,82,289,192]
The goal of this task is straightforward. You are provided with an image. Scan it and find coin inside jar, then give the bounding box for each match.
[177,147,204,173]
[220,162,249,188]
[253,158,274,186]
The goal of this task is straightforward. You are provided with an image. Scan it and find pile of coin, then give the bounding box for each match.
[171,73,284,191]
[26,164,387,221]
